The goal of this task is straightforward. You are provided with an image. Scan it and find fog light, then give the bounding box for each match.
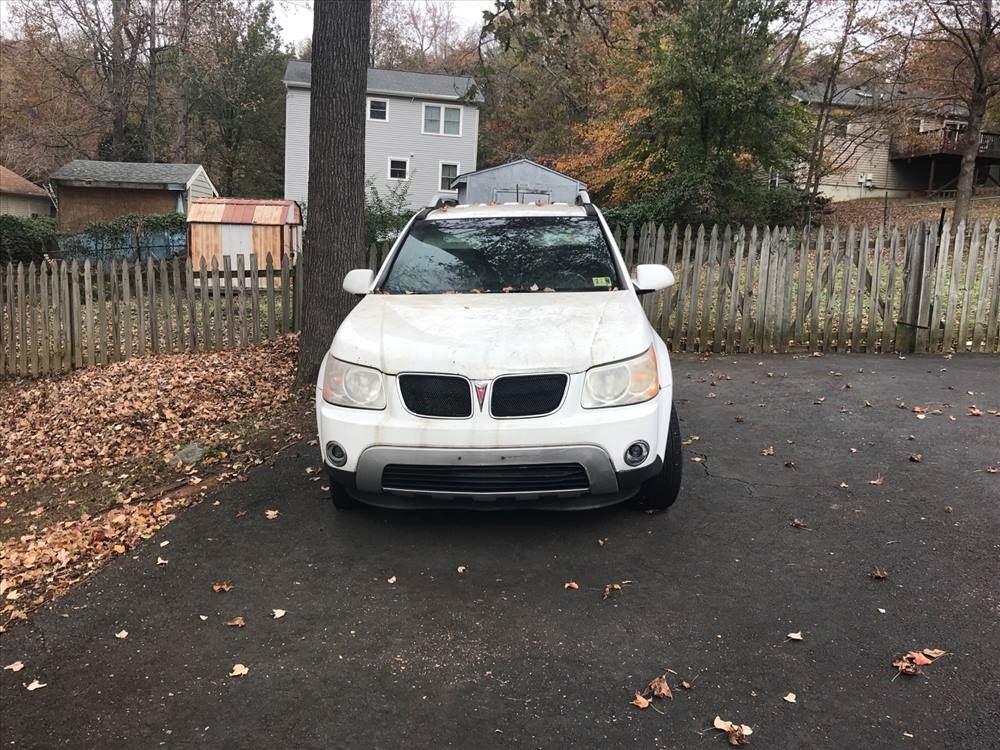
[624,441,649,467]
[326,441,347,467]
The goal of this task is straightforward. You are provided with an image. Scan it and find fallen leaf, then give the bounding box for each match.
[987,466,998,474]
[631,692,651,709]
[225,616,246,628]
[714,716,752,746]
[691,456,704,463]
[228,663,249,677]
[839,481,850,489]
[646,675,673,699]
[264,509,279,520]
[761,446,775,456]
[25,679,47,691]
[735,416,745,423]
[456,565,467,574]
[159,540,170,547]
[909,454,922,463]
[272,609,286,619]
[878,608,886,614]
[680,680,692,690]
[784,461,796,469]
[968,406,983,416]
[907,651,932,666]
[4,661,24,672]
[564,581,579,590]
[922,648,947,659]
[869,567,888,580]
[944,505,953,513]
[235,511,247,518]
[199,615,208,621]
[112,544,126,555]
[156,556,168,565]
[681,435,700,446]
[868,475,885,486]
[912,406,926,414]
[387,576,397,585]
[916,413,926,420]
[783,692,797,703]
[787,631,803,641]
[114,629,128,639]
[849,448,858,454]
[597,537,608,546]
[790,517,808,529]
[212,582,233,593]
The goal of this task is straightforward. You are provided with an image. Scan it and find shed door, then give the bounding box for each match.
[221,224,253,264]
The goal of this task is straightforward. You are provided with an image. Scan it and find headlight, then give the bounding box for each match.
[322,354,386,409]
[582,348,659,408]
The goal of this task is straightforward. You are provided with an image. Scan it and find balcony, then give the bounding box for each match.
[890,129,1000,160]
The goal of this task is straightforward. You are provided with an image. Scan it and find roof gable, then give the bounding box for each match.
[50,160,207,187]
[283,60,482,103]
[0,165,49,198]
[452,159,586,187]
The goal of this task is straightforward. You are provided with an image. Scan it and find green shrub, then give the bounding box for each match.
[0,215,60,264]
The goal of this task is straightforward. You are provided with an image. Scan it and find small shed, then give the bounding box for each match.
[187,198,303,269]
[450,159,586,204]
[49,160,217,232]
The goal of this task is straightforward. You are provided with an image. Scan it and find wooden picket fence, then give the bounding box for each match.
[3,219,999,378]
[1,254,301,378]
[613,219,1000,354]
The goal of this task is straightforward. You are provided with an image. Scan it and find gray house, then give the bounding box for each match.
[283,60,482,209]
[451,159,587,204]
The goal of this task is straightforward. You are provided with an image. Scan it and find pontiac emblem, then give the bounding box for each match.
[474,381,489,410]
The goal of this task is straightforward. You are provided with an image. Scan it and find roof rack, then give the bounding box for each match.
[426,195,459,210]
[575,189,592,206]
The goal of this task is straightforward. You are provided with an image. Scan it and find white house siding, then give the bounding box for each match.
[0,193,52,217]
[283,87,479,210]
[187,170,217,200]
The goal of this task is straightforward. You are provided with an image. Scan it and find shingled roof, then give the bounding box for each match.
[283,60,482,103]
[49,160,206,187]
[0,165,49,198]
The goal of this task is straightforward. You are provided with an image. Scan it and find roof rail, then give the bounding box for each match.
[575,189,592,206]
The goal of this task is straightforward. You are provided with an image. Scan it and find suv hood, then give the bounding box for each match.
[331,291,652,380]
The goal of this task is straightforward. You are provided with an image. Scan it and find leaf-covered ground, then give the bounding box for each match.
[0,335,305,630]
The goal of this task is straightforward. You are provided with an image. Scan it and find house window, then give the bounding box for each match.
[368,98,387,121]
[388,158,409,180]
[439,162,459,191]
[423,104,462,136]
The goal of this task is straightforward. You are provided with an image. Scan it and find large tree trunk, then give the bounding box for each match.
[145,0,158,162]
[173,0,191,162]
[295,0,371,386]
[952,0,994,228]
[110,0,129,158]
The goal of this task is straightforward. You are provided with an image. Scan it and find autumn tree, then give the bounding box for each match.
[920,0,1000,227]
[189,0,289,196]
[295,0,370,385]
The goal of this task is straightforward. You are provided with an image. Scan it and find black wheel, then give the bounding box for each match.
[627,403,682,511]
[330,482,361,510]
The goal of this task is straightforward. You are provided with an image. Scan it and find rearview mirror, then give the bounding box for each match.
[343,269,375,295]
[634,264,675,294]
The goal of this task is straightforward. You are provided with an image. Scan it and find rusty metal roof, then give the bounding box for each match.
[188,198,302,225]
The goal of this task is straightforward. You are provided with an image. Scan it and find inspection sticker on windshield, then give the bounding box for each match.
[591,276,612,287]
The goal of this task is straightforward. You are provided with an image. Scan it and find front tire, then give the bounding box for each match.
[627,403,682,511]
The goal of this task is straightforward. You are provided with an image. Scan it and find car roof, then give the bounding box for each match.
[423,203,589,220]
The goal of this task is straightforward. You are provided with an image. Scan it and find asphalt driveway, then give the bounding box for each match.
[2,354,999,749]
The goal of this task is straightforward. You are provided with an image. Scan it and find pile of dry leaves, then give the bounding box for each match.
[1,335,303,630]
[0,335,299,492]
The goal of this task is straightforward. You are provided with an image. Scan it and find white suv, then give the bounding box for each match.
[315,197,681,511]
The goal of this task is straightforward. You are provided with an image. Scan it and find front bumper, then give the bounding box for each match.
[325,448,662,510]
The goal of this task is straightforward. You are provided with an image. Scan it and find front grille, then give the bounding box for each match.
[381,463,588,495]
[399,374,472,418]
[490,374,568,417]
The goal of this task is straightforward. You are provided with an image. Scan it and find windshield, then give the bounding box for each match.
[378,216,622,294]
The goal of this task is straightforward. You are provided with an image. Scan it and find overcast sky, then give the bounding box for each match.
[275,0,495,47]
[0,1,497,46]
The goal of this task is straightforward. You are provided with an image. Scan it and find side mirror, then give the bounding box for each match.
[343,269,375,295]
[634,264,675,294]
